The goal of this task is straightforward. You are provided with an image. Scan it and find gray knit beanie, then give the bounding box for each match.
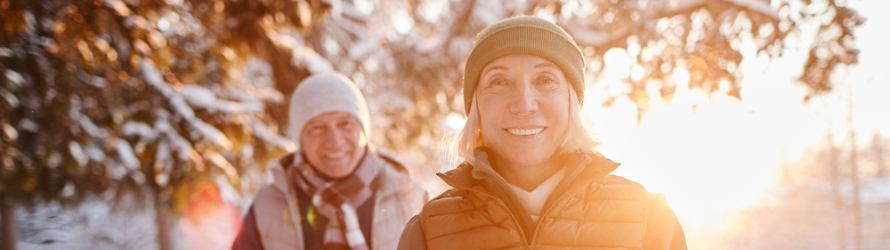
[463,16,586,114]
[287,72,370,147]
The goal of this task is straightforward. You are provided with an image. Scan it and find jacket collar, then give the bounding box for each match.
[437,147,620,192]
[436,147,620,239]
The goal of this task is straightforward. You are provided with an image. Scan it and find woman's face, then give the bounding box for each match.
[476,54,570,169]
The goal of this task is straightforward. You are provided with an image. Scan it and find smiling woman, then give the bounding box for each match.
[398,16,687,250]
[475,54,572,191]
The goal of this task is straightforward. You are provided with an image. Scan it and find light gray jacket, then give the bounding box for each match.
[253,151,427,250]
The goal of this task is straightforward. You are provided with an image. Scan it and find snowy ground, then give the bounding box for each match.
[15,193,189,250]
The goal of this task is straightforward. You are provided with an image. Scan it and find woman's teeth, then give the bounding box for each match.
[507,128,543,136]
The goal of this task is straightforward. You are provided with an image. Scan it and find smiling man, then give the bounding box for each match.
[233,72,427,250]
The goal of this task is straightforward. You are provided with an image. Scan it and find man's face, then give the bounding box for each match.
[300,112,367,179]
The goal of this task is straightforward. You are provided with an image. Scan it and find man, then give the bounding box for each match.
[233,72,427,250]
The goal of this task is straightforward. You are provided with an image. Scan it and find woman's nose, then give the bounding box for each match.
[508,84,538,116]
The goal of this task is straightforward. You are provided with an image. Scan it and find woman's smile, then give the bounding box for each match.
[505,127,545,136]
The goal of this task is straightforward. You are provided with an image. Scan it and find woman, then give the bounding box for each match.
[397,16,687,250]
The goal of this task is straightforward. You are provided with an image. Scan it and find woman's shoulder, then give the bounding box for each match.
[428,188,470,202]
[584,174,655,200]
[600,174,647,187]
[418,188,481,216]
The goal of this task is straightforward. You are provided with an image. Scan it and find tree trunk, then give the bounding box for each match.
[154,191,173,250]
[827,134,847,249]
[848,120,862,250]
[1,194,17,250]
[873,131,887,178]
[847,94,862,250]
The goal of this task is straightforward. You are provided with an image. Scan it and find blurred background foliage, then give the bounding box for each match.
[0,0,864,249]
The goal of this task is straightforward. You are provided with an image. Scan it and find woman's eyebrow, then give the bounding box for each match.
[534,63,557,69]
[481,65,508,77]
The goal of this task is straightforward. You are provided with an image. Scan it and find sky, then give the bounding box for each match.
[583,0,890,248]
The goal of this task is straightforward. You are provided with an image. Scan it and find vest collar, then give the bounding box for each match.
[437,148,620,191]
[436,148,621,240]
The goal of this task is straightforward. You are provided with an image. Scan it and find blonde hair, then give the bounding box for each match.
[448,87,598,167]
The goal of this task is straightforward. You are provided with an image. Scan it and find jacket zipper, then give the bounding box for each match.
[472,190,532,248]
[527,180,603,248]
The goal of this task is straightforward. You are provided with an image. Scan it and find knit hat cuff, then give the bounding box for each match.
[463,20,586,114]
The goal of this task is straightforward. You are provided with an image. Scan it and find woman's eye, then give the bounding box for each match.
[488,77,509,87]
[537,75,557,85]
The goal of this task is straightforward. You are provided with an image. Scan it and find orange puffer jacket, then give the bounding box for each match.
[399,151,687,250]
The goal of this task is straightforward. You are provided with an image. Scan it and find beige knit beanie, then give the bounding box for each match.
[287,72,370,147]
[463,16,586,114]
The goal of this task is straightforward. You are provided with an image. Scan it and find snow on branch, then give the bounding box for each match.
[564,25,635,48]
[723,0,779,20]
[179,85,215,108]
[68,97,109,140]
[291,46,334,74]
[141,59,196,120]
[122,121,157,140]
[114,139,140,171]
[207,151,239,184]
[154,141,172,187]
[141,59,234,150]
[192,119,234,150]
[251,119,296,152]
[180,85,264,113]
[154,109,193,161]
[565,0,779,48]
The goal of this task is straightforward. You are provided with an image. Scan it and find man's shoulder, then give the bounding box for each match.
[373,148,428,198]
[373,148,418,186]
[375,148,410,174]
[254,183,289,205]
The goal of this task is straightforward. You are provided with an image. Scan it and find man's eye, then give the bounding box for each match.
[339,121,355,128]
[307,126,323,134]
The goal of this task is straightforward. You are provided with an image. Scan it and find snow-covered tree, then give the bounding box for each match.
[306,0,865,177]
[0,0,866,249]
[0,0,316,248]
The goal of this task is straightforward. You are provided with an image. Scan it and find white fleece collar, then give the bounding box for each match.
[506,168,567,224]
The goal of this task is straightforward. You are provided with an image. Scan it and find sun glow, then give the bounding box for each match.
[585,6,890,243]
[585,89,821,248]
[583,43,834,248]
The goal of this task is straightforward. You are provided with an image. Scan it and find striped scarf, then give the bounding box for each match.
[292,151,380,250]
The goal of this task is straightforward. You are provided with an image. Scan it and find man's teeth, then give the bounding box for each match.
[507,128,544,136]
[325,152,347,159]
